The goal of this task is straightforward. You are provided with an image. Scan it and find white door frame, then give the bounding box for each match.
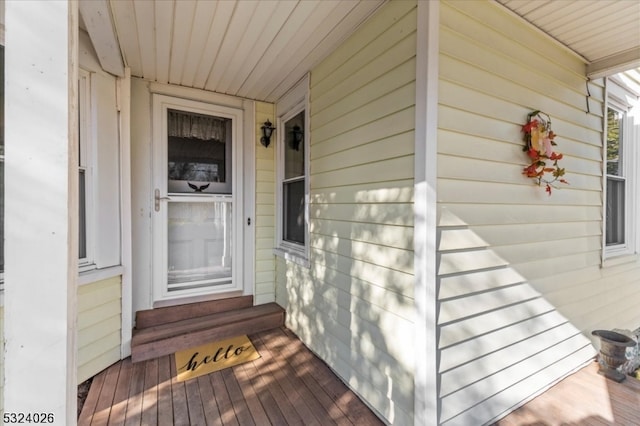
[151,94,249,305]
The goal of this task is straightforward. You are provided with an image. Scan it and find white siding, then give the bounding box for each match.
[77,277,122,383]
[255,101,276,304]
[275,1,416,424]
[436,1,640,425]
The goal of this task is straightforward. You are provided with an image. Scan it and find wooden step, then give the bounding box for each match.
[131,302,285,363]
[135,295,254,330]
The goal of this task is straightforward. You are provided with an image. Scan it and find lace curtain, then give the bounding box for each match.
[168,109,227,142]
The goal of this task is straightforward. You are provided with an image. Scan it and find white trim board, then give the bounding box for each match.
[413,1,439,425]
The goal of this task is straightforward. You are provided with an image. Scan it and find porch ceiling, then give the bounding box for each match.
[105,0,384,103]
[85,1,640,100]
[497,0,640,77]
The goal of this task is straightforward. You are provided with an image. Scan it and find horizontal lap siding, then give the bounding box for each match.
[77,277,122,383]
[437,1,613,424]
[276,1,416,425]
[255,102,276,304]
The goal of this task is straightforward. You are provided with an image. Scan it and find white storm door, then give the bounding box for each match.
[152,95,243,302]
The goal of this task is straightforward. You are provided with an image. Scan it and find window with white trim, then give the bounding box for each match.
[78,69,94,268]
[276,101,309,260]
[604,97,637,259]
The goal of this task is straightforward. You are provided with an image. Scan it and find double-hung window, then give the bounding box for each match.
[282,110,306,245]
[605,106,626,247]
[276,78,309,262]
[78,69,94,268]
[604,94,637,259]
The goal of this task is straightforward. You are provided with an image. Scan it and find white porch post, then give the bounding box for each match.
[414,0,439,425]
[4,1,79,423]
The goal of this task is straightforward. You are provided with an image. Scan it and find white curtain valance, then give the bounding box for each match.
[168,109,228,141]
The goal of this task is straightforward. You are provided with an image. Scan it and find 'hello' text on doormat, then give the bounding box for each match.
[174,335,260,381]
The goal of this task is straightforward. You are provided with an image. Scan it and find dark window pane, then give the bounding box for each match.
[79,170,86,259]
[284,111,305,180]
[284,179,305,245]
[167,109,231,193]
[606,177,625,246]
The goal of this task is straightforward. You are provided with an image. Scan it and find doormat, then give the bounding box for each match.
[174,335,260,382]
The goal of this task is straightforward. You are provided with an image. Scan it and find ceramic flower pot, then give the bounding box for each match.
[592,330,636,382]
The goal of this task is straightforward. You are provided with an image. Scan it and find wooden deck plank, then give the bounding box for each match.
[233,357,271,426]
[261,330,339,426]
[78,367,106,425]
[196,374,223,426]
[239,357,289,425]
[252,332,325,426]
[140,357,159,425]
[209,369,239,426]
[91,362,121,425]
[271,328,354,426]
[247,343,305,425]
[123,359,146,426]
[79,326,387,426]
[184,377,207,425]
[222,366,256,426]
[224,367,256,425]
[156,355,174,426]
[106,358,132,426]
[495,362,640,425]
[170,355,191,426]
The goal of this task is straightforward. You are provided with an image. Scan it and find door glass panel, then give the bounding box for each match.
[167,109,232,194]
[167,201,232,290]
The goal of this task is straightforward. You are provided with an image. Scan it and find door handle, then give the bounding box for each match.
[154,189,171,212]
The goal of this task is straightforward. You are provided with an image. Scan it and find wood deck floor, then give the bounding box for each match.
[78,327,384,426]
[495,361,640,425]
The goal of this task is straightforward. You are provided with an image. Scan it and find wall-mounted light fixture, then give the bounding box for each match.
[290,125,304,151]
[260,120,275,148]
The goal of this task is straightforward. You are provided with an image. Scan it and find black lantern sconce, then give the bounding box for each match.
[290,125,304,151]
[260,120,275,148]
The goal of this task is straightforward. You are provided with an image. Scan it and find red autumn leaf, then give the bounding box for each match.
[550,152,563,160]
[527,148,540,160]
[523,164,540,177]
[522,120,539,133]
[546,184,552,195]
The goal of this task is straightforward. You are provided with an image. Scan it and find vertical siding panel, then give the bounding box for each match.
[77,276,122,383]
[255,102,276,304]
[276,2,417,424]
